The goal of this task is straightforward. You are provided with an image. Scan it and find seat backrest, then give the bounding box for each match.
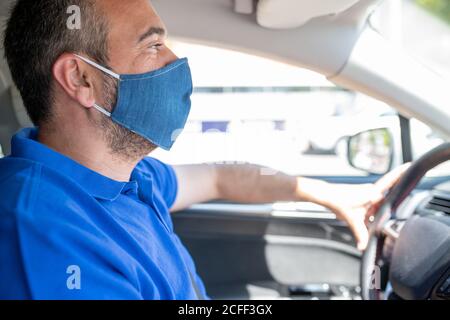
[0,45,32,156]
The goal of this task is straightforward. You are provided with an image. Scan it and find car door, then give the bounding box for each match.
[172,183,363,300]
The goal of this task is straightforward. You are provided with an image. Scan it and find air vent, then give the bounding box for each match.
[426,196,450,215]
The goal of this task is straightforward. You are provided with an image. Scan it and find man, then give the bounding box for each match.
[0,0,406,299]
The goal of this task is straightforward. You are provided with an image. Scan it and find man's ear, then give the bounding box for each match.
[52,53,96,109]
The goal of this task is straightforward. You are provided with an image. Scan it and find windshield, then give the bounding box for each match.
[371,0,450,80]
[370,0,450,176]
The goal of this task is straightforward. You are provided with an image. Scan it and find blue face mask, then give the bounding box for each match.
[75,55,193,151]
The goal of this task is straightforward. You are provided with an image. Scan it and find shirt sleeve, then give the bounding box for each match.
[134,157,179,209]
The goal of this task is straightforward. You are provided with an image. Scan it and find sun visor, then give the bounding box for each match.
[257,0,361,29]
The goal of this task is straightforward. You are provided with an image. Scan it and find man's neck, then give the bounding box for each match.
[38,127,139,182]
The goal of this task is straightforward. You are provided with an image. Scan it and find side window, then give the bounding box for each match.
[152,41,398,176]
[410,118,445,158]
[0,143,3,158]
[410,118,450,177]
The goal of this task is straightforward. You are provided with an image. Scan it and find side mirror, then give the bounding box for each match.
[347,128,394,175]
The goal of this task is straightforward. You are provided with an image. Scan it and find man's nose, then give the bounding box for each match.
[163,47,179,66]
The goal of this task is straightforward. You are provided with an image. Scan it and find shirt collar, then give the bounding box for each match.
[11,128,129,201]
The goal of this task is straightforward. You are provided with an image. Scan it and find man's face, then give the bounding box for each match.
[100,0,177,75]
[94,0,178,160]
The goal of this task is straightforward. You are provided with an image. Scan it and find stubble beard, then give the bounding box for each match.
[97,75,157,162]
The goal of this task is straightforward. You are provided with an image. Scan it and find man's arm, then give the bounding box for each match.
[171,163,408,249]
[171,163,298,212]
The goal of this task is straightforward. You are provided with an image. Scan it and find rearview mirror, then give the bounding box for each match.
[347,128,393,175]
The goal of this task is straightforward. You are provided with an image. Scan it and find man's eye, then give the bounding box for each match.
[149,43,163,51]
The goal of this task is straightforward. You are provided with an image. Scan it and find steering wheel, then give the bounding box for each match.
[361,142,450,300]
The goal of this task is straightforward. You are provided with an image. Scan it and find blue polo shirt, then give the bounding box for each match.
[0,128,208,300]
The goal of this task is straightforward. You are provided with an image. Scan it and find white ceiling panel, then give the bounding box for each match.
[257,0,361,29]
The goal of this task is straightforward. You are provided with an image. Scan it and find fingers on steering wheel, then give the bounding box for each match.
[368,163,411,225]
[375,163,411,195]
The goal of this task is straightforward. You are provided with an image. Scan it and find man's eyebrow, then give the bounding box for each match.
[137,26,166,43]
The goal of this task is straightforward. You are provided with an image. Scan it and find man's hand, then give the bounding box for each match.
[315,164,410,251]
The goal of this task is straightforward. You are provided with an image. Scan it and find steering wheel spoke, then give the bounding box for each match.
[381,219,406,241]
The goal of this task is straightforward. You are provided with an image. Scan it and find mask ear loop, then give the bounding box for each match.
[74,54,120,79]
[74,54,119,117]
[92,103,112,117]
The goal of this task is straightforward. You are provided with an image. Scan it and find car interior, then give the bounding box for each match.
[0,0,449,300]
